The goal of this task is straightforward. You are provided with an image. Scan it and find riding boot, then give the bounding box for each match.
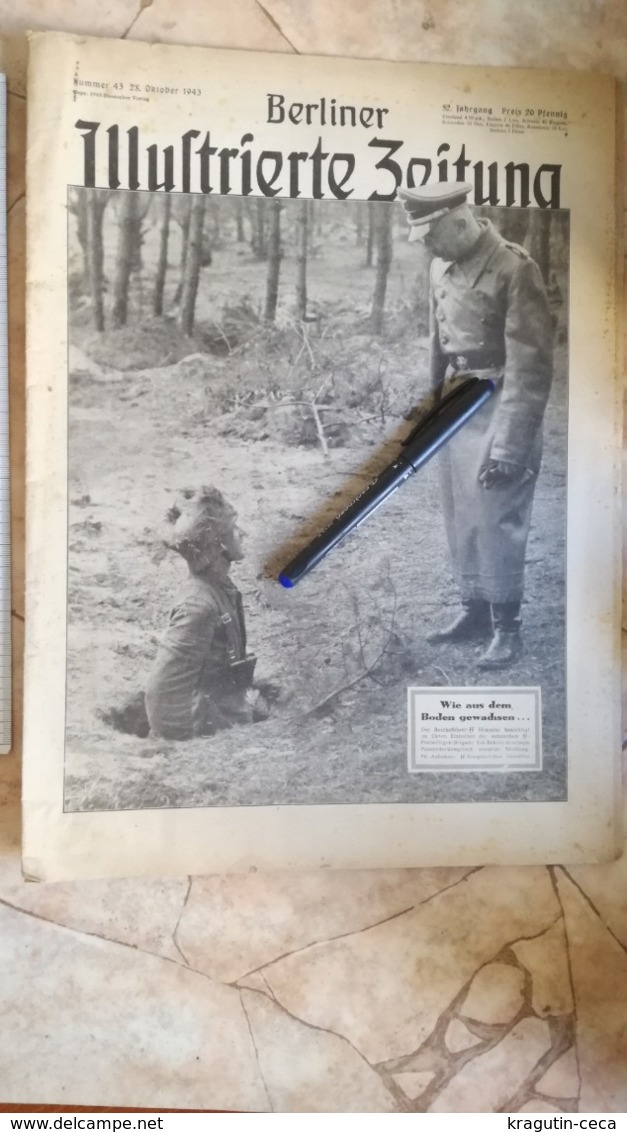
[477,602,523,669]
[427,599,492,644]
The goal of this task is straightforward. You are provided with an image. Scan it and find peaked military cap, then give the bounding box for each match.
[399,182,473,241]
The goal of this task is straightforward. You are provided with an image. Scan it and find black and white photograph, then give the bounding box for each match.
[64,185,569,813]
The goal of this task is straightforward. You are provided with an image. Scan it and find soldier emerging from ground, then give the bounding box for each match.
[144,486,259,739]
[399,182,554,669]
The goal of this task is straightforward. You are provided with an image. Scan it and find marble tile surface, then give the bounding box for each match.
[1,0,626,1113]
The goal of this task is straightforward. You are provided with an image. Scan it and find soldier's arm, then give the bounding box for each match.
[490,256,554,470]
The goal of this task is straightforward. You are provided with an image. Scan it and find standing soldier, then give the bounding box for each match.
[399,183,554,668]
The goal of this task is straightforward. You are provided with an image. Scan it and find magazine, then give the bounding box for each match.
[23,31,622,879]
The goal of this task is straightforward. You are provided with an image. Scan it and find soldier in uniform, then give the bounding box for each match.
[399,182,554,668]
[145,486,258,739]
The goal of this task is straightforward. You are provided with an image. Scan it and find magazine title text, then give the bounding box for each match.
[75,110,562,207]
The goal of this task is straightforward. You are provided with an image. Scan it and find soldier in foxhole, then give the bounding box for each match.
[144,486,263,739]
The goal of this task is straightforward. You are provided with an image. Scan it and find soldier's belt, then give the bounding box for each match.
[446,351,505,372]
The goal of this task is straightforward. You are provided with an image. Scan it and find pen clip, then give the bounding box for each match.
[401,377,478,447]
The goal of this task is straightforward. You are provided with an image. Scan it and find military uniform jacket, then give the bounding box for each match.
[429,218,553,470]
[428,220,554,604]
[145,574,248,740]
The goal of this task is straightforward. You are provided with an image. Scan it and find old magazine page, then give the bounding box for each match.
[23,32,621,879]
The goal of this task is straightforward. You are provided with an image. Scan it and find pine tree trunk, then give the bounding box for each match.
[178,195,205,336]
[264,199,282,323]
[252,197,267,259]
[366,201,377,267]
[295,199,309,321]
[112,191,142,328]
[235,198,245,242]
[153,194,172,316]
[175,197,192,304]
[370,204,393,335]
[208,197,220,243]
[74,191,89,290]
[355,201,365,245]
[86,191,106,332]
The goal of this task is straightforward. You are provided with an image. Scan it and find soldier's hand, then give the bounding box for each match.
[248,688,271,723]
[478,460,534,489]
[254,678,281,703]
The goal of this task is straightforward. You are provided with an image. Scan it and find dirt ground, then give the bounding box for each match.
[64,221,568,813]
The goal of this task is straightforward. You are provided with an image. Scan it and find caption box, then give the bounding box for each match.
[407,686,542,772]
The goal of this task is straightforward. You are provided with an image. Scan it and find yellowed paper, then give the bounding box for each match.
[23,31,622,879]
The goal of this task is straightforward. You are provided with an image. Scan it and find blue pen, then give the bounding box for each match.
[278,376,495,587]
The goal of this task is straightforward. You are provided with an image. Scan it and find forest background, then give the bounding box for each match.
[65,188,569,812]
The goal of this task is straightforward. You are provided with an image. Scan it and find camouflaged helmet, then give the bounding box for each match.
[166,486,239,571]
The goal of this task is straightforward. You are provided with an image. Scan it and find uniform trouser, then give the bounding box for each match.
[438,374,541,604]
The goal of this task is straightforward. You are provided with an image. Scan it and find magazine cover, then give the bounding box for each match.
[23,32,622,879]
